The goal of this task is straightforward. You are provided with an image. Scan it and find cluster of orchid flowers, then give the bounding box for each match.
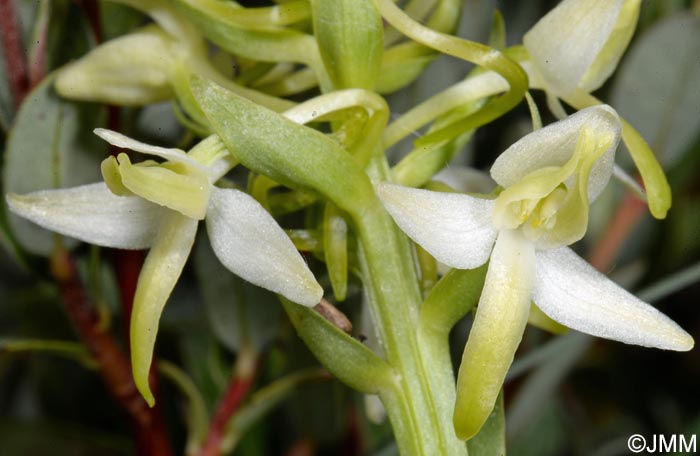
[5,0,693,448]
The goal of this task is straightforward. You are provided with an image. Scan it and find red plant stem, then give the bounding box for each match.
[199,353,259,456]
[588,190,648,272]
[0,0,29,107]
[51,248,173,456]
[285,439,316,456]
[81,0,103,44]
[27,12,49,89]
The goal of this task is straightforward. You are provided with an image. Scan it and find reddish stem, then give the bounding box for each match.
[51,249,173,456]
[198,354,259,456]
[0,0,29,107]
[27,12,49,89]
[80,0,103,44]
[285,438,316,456]
[588,190,648,272]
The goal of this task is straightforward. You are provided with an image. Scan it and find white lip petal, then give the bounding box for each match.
[453,229,535,440]
[206,187,322,306]
[490,105,620,201]
[6,183,164,249]
[523,0,624,97]
[376,183,497,270]
[533,247,694,351]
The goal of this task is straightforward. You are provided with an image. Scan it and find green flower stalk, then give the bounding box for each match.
[6,130,322,406]
[377,106,693,440]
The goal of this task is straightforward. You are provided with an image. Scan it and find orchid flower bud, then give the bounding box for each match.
[524,0,641,97]
[55,25,182,105]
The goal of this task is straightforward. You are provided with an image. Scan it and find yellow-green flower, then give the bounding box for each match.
[377,105,693,440]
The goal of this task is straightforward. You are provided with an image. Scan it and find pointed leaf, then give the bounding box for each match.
[533,247,694,351]
[190,76,375,215]
[420,265,488,336]
[376,183,497,270]
[281,299,393,394]
[454,229,535,440]
[222,368,328,452]
[6,183,164,249]
[131,212,198,406]
[205,187,322,307]
[3,75,105,255]
[312,0,383,90]
[323,203,348,301]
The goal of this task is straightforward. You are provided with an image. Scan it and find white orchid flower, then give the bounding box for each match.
[523,0,641,99]
[376,105,693,441]
[6,129,323,406]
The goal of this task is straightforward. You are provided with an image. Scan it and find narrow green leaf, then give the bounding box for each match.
[488,11,507,51]
[3,74,105,256]
[158,360,209,454]
[221,368,329,452]
[282,298,393,394]
[372,0,528,147]
[419,265,487,336]
[507,333,592,437]
[0,338,96,368]
[415,244,438,296]
[376,43,435,94]
[173,0,318,69]
[189,76,375,216]
[323,203,348,301]
[312,0,383,90]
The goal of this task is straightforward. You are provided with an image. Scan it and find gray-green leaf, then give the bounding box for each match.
[3,74,105,255]
[611,13,700,169]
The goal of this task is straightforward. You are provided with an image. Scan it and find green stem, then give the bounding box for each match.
[351,156,466,455]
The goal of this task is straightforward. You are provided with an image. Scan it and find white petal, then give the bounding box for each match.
[523,0,624,97]
[454,229,535,440]
[433,167,496,194]
[6,183,164,249]
[376,183,497,269]
[93,128,205,171]
[205,187,322,306]
[131,212,198,406]
[490,105,620,201]
[533,247,694,351]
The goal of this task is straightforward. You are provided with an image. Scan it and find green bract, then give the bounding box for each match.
[312,0,383,90]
